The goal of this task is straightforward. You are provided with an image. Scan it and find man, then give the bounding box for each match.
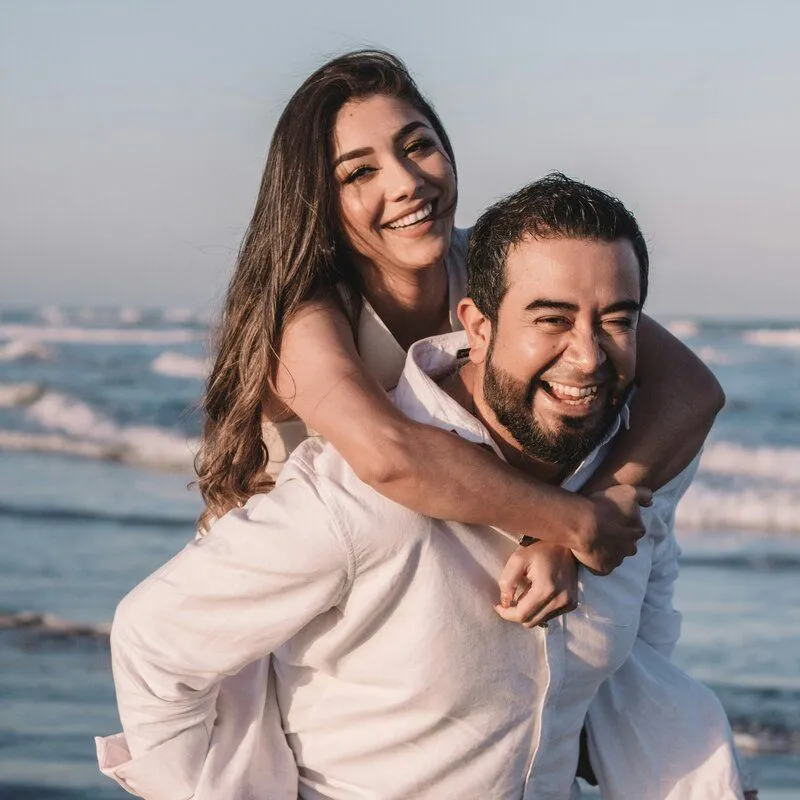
[98,175,749,799]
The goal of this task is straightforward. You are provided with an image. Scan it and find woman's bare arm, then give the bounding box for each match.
[275,300,644,574]
[582,314,724,495]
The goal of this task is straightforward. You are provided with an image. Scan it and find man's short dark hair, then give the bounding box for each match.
[467,173,649,321]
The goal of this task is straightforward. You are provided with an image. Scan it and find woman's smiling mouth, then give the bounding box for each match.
[384,201,434,230]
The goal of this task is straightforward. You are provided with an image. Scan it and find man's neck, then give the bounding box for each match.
[442,361,563,485]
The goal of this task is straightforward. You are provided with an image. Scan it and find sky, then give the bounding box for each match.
[2,0,799,318]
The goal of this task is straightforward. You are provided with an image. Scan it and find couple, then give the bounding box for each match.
[98,52,754,798]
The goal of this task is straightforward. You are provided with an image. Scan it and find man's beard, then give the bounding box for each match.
[483,343,621,476]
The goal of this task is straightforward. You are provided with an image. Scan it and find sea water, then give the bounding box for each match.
[0,308,798,798]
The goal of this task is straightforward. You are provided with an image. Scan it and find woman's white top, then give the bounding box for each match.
[262,228,469,478]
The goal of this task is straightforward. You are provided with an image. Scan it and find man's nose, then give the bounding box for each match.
[564,327,607,372]
[384,157,425,201]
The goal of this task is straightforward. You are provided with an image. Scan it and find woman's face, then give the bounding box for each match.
[332,94,456,276]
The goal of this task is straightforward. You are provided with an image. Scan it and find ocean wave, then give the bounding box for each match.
[161,307,197,324]
[0,338,53,362]
[743,328,800,349]
[0,323,201,345]
[0,430,119,460]
[709,683,800,755]
[0,390,198,470]
[118,307,143,325]
[666,320,699,339]
[733,726,800,755]
[0,382,43,408]
[695,346,733,366]
[0,611,109,639]
[37,306,68,326]
[151,351,209,379]
[680,552,800,571]
[0,501,194,528]
[700,442,800,483]
[677,483,800,532]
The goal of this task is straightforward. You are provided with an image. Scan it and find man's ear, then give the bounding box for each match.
[457,298,492,365]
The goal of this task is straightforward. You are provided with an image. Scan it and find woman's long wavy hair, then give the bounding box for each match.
[196,50,456,530]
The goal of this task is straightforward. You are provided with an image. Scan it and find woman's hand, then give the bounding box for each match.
[572,485,653,575]
[494,542,578,629]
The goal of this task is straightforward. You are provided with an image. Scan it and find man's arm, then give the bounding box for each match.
[102,466,353,798]
[636,454,700,656]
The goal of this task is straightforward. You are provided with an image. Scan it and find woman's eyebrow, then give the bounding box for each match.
[333,147,373,168]
[333,121,432,168]
[393,120,430,141]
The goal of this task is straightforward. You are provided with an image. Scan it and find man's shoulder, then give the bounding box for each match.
[276,436,430,558]
[277,436,359,499]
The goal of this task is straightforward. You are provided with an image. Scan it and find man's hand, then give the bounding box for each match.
[495,542,578,628]
[571,485,653,575]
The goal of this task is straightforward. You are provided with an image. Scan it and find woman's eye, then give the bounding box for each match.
[342,164,374,184]
[405,137,435,156]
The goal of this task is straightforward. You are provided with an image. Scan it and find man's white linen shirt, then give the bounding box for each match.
[100,331,744,800]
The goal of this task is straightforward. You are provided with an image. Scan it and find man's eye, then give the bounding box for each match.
[602,317,635,331]
[537,316,570,327]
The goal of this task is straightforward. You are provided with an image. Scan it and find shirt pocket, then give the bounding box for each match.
[577,535,654,627]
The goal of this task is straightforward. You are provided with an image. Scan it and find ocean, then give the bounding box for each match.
[0,307,798,799]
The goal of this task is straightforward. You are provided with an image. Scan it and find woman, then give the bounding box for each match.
[197,50,722,626]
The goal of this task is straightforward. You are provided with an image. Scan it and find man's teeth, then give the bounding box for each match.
[386,203,433,229]
[546,381,599,401]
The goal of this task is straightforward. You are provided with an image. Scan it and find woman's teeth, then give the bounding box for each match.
[385,202,433,229]
[545,381,599,404]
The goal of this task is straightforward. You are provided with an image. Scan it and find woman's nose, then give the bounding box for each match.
[384,157,425,202]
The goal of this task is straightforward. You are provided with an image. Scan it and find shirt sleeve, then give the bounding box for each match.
[101,466,354,799]
[636,454,701,658]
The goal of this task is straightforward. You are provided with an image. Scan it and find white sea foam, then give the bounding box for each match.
[677,483,800,532]
[0,382,43,408]
[666,320,699,339]
[700,442,800,484]
[0,324,201,345]
[118,307,143,325]
[0,339,53,362]
[162,308,196,324]
[0,611,110,638]
[743,328,800,349]
[3,390,199,471]
[696,346,732,366]
[0,430,117,460]
[38,306,67,326]
[26,391,119,441]
[151,351,209,379]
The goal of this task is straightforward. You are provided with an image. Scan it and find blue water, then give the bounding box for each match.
[1,308,799,798]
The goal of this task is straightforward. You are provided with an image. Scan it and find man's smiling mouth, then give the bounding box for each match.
[540,380,600,406]
[384,201,434,230]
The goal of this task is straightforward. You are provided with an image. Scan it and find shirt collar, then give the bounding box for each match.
[391,331,630,485]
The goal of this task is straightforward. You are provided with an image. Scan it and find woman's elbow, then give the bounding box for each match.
[348,422,417,492]
[698,369,726,420]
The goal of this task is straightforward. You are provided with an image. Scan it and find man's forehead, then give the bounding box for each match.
[503,236,641,305]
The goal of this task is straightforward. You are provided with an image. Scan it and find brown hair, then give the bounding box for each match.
[196,50,456,529]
